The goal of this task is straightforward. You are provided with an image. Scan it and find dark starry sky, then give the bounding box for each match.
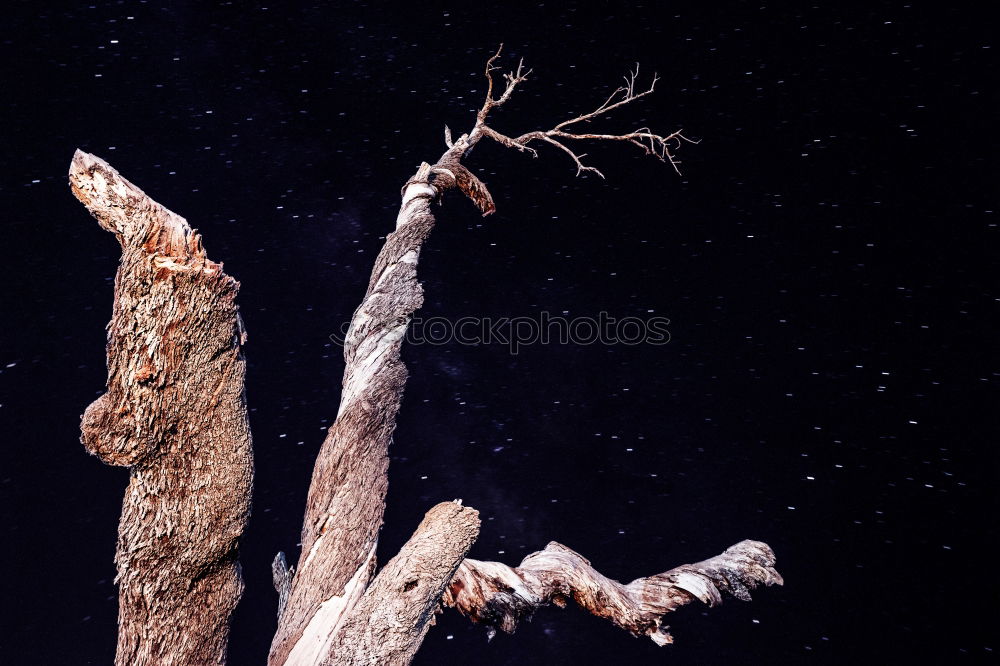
[1,1,996,664]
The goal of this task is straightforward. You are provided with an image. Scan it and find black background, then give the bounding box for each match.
[1,1,996,664]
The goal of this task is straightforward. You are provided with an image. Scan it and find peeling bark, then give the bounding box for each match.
[443,540,783,645]
[70,150,253,666]
[269,165,434,665]
[268,136,490,659]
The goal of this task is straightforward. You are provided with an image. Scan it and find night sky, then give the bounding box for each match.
[1,2,997,664]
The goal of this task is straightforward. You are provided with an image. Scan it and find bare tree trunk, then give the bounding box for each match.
[267,161,448,666]
[70,150,253,666]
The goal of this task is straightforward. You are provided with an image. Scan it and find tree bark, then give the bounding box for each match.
[269,151,495,666]
[443,539,783,645]
[70,150,253,666]
[326,502,481,666]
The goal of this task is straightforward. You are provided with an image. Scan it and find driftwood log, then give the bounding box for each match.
[73,47,780,666]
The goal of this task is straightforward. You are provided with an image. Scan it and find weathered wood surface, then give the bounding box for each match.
[444,539,783,645]
[267,148,491,665]
[70,150,253,666]
[325,502,481,666]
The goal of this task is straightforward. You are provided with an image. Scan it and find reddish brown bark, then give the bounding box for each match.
[70,150,253,666]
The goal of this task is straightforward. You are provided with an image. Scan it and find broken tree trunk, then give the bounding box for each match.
[70,150,253,666]
[266,157,488,665]
[327,501,481,666]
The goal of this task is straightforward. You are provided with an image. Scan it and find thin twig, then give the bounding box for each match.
[470,53,695,176]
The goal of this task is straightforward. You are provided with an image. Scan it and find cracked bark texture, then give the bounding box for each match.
[70,150,253,666]
[325,502,481,666]
[268,150,488,666]
[443,539,783,645]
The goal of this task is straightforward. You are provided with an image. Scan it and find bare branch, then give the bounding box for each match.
[469,54,695,176]
[481,44,503,110]
[477,125,538,157]
[478,44,532,122]
[443,540,782,646]
[529,127,698,176]
[553,63,654,131]
[535,134,605,178]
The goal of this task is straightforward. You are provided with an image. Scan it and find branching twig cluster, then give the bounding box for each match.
[460,45,697,177]
[478,47,532,121]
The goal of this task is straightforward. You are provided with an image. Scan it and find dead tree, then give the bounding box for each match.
[72,48,780,666]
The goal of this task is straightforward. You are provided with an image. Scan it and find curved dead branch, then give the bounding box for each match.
[443,540,782,646]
